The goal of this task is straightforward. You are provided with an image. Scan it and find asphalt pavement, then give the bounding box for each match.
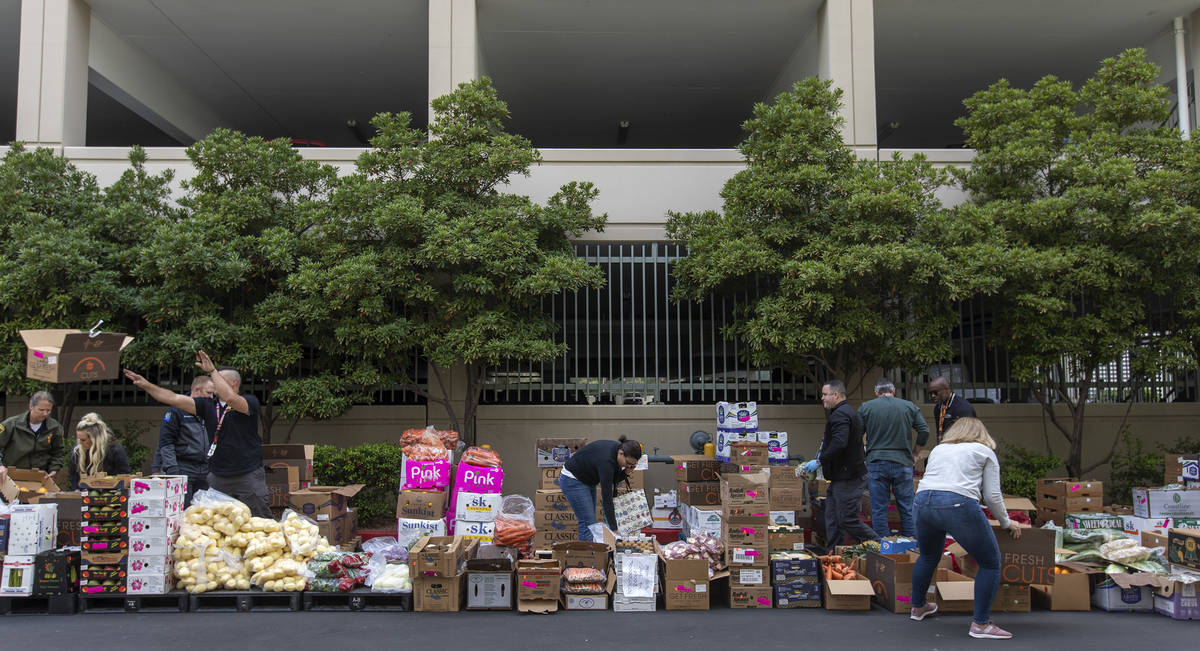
[2,606,1193,650]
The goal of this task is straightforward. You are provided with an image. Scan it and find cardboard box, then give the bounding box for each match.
[657,539,713,610]
[396,489,447,520]
[532,527,578,550]
[730,585,773,608]
[612,593,657,612]
[127,572,174,595]
[972,526,1055,586]
[727,542,769,567]
[768,526,806,552]
[414,572,466,612]
[261,444,316,482]
[925,568,975,613]
[397,517,446,547]
[534,489,572,513]
[770,487,805,510]
[759,431,789,464]
[0,555,36,596]
[128,494,185,519]
[5,469,60,503]
[401,457,451,490]
[535,509,578,528]
[1166,453,1200,486]
[771,557,819,584]
[993,583,1032,612]
[8,503,57,555]
[552,540,610,573]
[287,484,364,522]
[1064,512,1125,530]
[769,510,796,526]
[129,476,188,499]
[673,455,723,482]
[1142,530,1168,548]
[767,465,804,491]
[32,492,82,547]
[538,466,562,490]
[265,464,299,509]
[562,593,608,610]
[729,441,769,470]
[677,481,721,507]
[1038,478,1103,499]
[731,566,768,587]
[19,328,132,382]
[516,558,562,601]
[1167,528,1200,572]
[1154,575,1200,620]
[454,491,502,523]
[465,546,516,611]
[128,555,172,575]
[720,473,769,507]
[822,559,874,610]
[409,536,477,577]
[880,536,918,555]
[1121,515,1172,535]
[1092,574,1155,612]
[536,438,587,467]
[725,522,768,548]
[457,520,496,543]
[33,548,79,596]
[1032,570,1091,611]
[1134,487,1200,518]
[864,551,917,613]
[774,582,821,607]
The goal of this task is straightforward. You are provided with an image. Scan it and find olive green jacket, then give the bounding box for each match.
[0,412,65,474]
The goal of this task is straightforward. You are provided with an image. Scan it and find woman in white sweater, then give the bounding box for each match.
[907,417,1023,640]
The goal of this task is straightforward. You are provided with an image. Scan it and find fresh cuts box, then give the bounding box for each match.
[397,490,447,520]
[414,573,466,612]
[32,492,82,547]
[958,526,1055,586]
[993,583,1031,612]
[536,438,587,467]
[19,329,132,382]
[261,444,316,482]
[287,484,364,522]
[1134,487,1200,518]
[673,455,722,482]
[678,481,721,507]
[266,464,299,508]
[410,536,477,577]
[864,551,918,613]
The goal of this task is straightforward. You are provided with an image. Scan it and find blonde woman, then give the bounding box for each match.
[68,413,131,490]
[907,417,1023,640]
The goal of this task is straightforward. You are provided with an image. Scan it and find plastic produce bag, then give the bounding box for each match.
[281,509,323,558]
[462,446,502,468]
[588,522,615,543]
[494,495,536,556]
[620,554,656,599]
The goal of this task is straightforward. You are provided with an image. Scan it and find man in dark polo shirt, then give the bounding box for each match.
[928,375,977,443]
[124,350,270,517]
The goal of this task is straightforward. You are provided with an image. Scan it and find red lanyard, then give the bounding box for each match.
[205,402,231,459]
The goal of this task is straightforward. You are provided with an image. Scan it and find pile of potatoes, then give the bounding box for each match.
[173,499,336,593]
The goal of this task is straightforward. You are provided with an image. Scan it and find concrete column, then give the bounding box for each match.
[1191,10,1200,127]
[16,0,90,146]
[429,0,478,123]
[817,0,877,150]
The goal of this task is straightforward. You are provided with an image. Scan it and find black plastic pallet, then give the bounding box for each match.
[79,592,189,613]
[188,590,302,612]
[303,589,413,612]
[0,593,78,615]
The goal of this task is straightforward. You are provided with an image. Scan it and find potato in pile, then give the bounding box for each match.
[174,500,335,593]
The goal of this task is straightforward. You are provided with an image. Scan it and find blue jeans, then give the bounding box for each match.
[557,474,597,542]
[910,490,1001,626]
[867,460,916,538]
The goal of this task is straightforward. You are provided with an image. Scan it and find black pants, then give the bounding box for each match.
[825,476,880,553]
[184,474,209,508]
[207,467,271,518]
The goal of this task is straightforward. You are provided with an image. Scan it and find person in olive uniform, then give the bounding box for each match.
[0,391,66,484]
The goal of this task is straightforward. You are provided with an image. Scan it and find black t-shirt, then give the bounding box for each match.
[193,395,262,476]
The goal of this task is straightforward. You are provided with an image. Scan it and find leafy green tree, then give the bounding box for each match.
[667,78,998,394]
[260,78,607,444]
[130,131,339,441]
[955,49,1200,477]
[0,145,173,428]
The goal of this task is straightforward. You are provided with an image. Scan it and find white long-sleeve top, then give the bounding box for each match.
[917,441,1011,528]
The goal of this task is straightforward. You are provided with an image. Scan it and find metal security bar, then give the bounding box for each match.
[482,242,816,405]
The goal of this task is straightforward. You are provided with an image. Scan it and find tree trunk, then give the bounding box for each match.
[56,382,81,439]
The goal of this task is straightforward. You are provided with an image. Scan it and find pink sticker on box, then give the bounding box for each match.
[740,527,757,535]
[1071,484,1081,492]
[675,585,693,592]
[897,595,911,603]
[746,550,760,557]
[747,491,759,498]
[756,597,770,605]
[33,351,44,359]
[521,581,538,588]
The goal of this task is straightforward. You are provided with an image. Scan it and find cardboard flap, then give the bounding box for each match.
[1056,561,1104,575]
[0,475,18,503]
[1002,495,1036,511]
[517,599,559,614]
[19,329,78,350]
[308,484,365,498]
[936,580,975,600]
[467,544,518,571]
[58,332,131,353]
[1107,572,1173,589]
[827,579,875,596]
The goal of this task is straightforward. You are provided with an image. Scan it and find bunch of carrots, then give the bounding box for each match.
[819,554,858,580]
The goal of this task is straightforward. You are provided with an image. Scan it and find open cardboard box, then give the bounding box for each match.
[19,329,132,383]
[655,538,724,611]
[553,535,617,610]
[1031,562,1094,611]
[823,557,874,610]
[516,558,563,614]
[287,483,364,521]
[410,535,478,577]
[4,469,62,503]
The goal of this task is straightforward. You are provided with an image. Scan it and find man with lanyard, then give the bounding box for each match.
[124,350,271,517]
[151,375,216,507]
[928,375,977,443]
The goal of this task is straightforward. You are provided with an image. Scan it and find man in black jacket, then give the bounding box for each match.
[819,380,880,553]
[152,375,215,506]
[929,375,977,443]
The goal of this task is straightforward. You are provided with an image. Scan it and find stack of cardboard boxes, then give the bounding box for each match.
[533,438,586,551]
[613,535,658,612]
[465,544,517,610]
[451,461,504,544]
[288,483,362,550]
[675,454,723,539]
[125,476,187,595]
[515,556,562,613]
[1037,478,1103,526]
[262,444,316,518]
[78,475,130,595]
[555,540,616,610]
[410,536,476,611]
[723,468,771,608]
[397,488,448,546]
[771,551,820,608]
[1165,453,1200,487]
[1,503,59,597]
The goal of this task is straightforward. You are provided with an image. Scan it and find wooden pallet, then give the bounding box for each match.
[302,589,413,612]
[0,593,78,615]
[188,590,302,612]
[79,591,189,613]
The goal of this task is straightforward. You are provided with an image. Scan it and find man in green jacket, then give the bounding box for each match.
[0,391,66,485]
[859,379,930,538]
